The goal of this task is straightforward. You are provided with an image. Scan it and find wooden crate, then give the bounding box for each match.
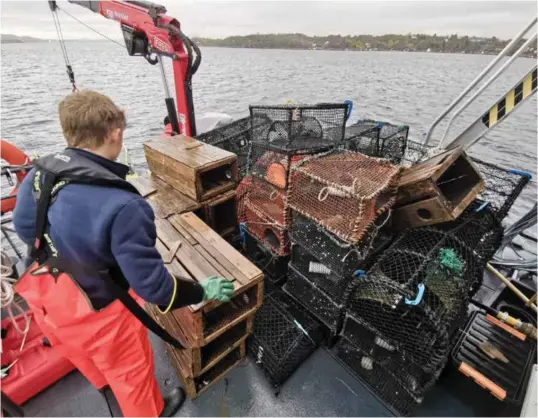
[129,174,201,220]
[203,189,238,237]
[144,135,238,202]
[171,339,246,399]
[146,303,253,377]
[393,147,485,229]
[154,212,263,347]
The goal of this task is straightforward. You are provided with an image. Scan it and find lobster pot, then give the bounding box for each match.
[248,142,315,190]
[344,120,410,164]
[289,243,352,302]
[283,264,345,333]
[248,290,323,388]
[242,176,289,226]
[249,104,348,151]
[470,158,532,220]
[403,141,531,220]
[238,199,290,257]
[290,210,394,278]
[288,151,401,243]
[345,224,486,372]
[241,230,289,288]
[332,338,428,417]
[196,115,272,179]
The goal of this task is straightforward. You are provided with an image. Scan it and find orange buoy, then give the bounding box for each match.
[1,139,31,214]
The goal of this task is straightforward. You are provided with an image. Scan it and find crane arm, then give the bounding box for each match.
[51,0,200,136]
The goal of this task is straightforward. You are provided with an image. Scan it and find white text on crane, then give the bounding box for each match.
[105,9,129,21]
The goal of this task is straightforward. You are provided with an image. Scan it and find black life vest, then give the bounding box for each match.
[28,149,185,349]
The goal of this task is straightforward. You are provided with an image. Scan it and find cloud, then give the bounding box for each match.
[0,1,536,40]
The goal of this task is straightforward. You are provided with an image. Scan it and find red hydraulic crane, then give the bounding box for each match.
[49,0,201,136]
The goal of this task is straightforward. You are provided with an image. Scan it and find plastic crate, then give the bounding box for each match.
[452,311,536,403]
[249,104,348,152]
[196,115,271,179]
[248,289,323,389]
[344,120,409,164]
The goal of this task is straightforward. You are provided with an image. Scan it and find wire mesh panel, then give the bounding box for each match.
[344,120,410,164]
[283,264,346,332]
[196,115,272,179]
[290,210,394,277]
[288,151,401,243]
[248,289,323,388]
[249,104,348,151]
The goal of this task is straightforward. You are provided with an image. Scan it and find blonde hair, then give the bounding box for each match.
[58,90,126,148]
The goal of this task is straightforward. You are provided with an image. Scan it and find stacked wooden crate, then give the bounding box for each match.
[138,136,263,399]
[143,135,240,238]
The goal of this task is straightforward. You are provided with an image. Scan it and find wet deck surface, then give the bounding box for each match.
[20,331,480,417]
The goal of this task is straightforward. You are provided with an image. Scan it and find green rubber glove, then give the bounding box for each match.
[200,276,234,302]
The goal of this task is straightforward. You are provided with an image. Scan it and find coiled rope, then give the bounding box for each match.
[1,250,30,378]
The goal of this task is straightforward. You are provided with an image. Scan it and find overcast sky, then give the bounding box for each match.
[1,1,536,40]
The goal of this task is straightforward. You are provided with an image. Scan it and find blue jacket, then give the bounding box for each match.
[13,148,202,310]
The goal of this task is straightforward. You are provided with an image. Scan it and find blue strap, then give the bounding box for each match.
[508,169,533,179]
[344,100,353,121]
[353,269,365,277]
[405,283,425,306]
[474,201,489,212]
[239,222,247,245]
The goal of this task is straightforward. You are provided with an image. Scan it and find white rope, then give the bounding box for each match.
[1,250,31,379]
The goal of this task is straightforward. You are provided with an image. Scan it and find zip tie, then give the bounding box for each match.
[294,320,315,344]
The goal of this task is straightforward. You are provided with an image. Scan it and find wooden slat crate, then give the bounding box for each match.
[203,189,238,237]
[393,147,485,229]
[146,303,253,377]
[129,174,201,220]
[171,339,246,399]
[154,212,263,347]
[144,135,238,202]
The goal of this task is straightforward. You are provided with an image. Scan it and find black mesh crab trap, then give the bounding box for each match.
[283,263,346,333]
[344,224,484,373]
[240,229,289,287]
[289,210,394,278]
[403,140,531,221]
[248,289,324,390]
[249,104,348,152]
[344,120,410,164]
[332,338,430,416]
[288,150,401,243]
[196,115,272,179]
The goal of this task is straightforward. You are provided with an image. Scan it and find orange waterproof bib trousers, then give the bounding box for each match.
[15,264,164,417]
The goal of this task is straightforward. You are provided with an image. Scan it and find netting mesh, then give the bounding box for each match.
[344,204,500,374]
[283,264,346,332]
[403,140,531,220]
[288,151,401,243]
[290,210,394,277]
[196,115,272,179]
[247,144,307,189]
[248,289,323,387]
[249,104,348,151]
[240,230,289,287]
[333,338,433,416]
[344,120,409,164]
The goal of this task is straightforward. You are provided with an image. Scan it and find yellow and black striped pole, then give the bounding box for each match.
[482,67,537,129]
[447,65,537,150]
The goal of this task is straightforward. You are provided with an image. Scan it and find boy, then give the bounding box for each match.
[13,90,233,417]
